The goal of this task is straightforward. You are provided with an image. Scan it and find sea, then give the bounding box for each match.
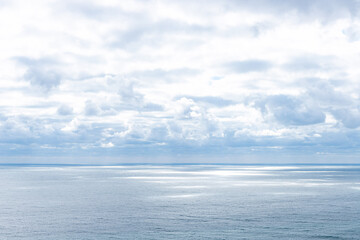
[0,164,359,239]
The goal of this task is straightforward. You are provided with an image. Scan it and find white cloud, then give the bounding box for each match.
[1,0,360,160]
[101,142,114,148]
[61,118,80,133]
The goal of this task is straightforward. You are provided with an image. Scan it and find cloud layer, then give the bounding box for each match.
[1,0,360,162]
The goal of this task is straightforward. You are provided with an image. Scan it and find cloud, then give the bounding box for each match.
[173,97,202,119]
[84,100,100,116]
[130,68,200,83]
[304,78,353,106]
[14,57,63,92]
[61,1,126,20]
[225,60,272,73]
[61,118,80,133]
[168,97,223,141]
[148,125,169,142]
[141,103,164,112]
[255,95,326,126]
[343,24,360,42]
[108,19,213,50]
[226,0,359,21]
[118,80,144,107]
[175,96,235,107]
[101,142,114,148]
[1,0,360,161]
[57,105,73,116]
[332,108,360,128]
[283,56,327,72]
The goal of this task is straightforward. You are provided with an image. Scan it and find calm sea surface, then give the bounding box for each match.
[0,164,359,239]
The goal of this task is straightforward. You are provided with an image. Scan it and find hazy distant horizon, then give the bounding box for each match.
[1,153,360,164]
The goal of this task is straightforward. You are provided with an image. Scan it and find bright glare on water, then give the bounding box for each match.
[0,164,360,239]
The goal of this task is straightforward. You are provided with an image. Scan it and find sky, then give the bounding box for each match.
[1,0,360,163]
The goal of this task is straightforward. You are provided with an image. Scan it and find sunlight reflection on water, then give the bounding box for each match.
[0,164,360,239]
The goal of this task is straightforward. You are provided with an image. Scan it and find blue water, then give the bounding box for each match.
[0,164,360,239]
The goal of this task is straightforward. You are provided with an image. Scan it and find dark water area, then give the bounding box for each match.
[0,164,359,239]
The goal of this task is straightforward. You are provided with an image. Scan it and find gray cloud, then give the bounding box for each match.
[332,109,360,129]
[175,96,235,107]
[84,100,100,116]
[14,57,63,92]
[283,55,337,72]
[25,69,61,91]
[343,24,360,42]
[57,105,74,116]
[226,0,360,21]
[141,103,164,112]
[108,19,212,50]
[226,60,272,73]
[291,78,360,129]
[256,95,326,126]
[304,78,353,106]
[147,125,170,142]
[118,81,144,107]
[59,1,143,21]
[284,57,322,72]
